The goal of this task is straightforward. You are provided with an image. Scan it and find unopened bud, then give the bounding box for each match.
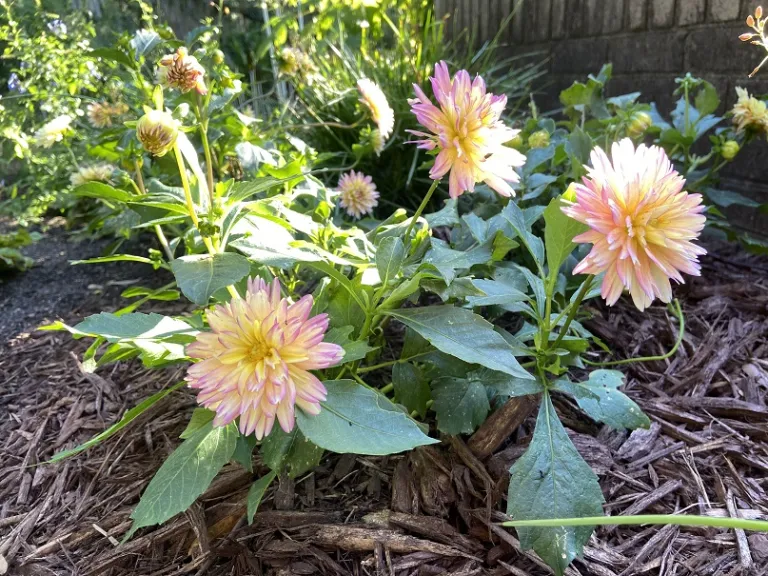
[740,32,756,41]
[563,182,578,203]
[528,130,550,149]
[747,15,756,27]
[213,49,225,64]
[136,109,179,157]
[508,133,523,149]
[721,140,740,160]
[627,111,653,137]
[756,6,763,19]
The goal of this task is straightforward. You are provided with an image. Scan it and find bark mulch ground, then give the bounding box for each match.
[1,242,768,576]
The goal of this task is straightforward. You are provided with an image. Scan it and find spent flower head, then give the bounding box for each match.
[34,115,73,148]
[731,87,768,135]
[157,47,207,95]
[357,78,395,140]
[136,109,179,157]
[186,277,344,439]
[86,102,114,128]
[563,138,706,311]
[337,170,379,218]
[408,61,525,199]
[70,163,115,186]
[740,5,768,77]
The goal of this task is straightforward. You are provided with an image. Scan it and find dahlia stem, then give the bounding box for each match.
[173,143,238,300]
[584,299,684,367]
[502,514,768,532]
[195,93,216,207]
[135,159,174,262]
[404,178,440,242]
[550,275,594,352]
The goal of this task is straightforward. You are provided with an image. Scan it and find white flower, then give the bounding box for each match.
[34,115,73,148]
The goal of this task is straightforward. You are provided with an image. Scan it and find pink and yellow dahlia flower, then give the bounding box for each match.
[186,277,344,439]
[337,170,379,218]
[562,138,707,311]
[408,61,525,199]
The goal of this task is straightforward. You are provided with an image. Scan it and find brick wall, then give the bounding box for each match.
[435,0,768,233]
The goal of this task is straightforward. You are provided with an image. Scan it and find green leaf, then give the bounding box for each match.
[232,433,258,472]
[247,471,276,524]
[305,261,367,311]
[385,306,534,380]
[259,427,324,477]
[170,253,251,305]
[544,197,589,277]
[705,188,760,208]
[694,81,720,117]
[180,408,215,439]
[500,202,545,268]
[468,268,530,307]
[566,126,592,165]
[72,182,134,204]
[376,236,406,286]
[552,370,651,430]
[130,29,162,59]
[468,368,543,398]
[89,47,134,68]
[423,238,494,284]
[75,312,195,342]
[324,326,374,363]
[71,254,156,266]
[393,362,431,418]
[297,380,438,455]
[507,393,604,575]
[431,377,490,434]
[425,198,460,227]
[227,177,282,202]
[49,382,184,462]
[125,422,238,540]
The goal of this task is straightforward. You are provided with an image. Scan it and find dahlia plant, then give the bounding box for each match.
[45,40,768,576]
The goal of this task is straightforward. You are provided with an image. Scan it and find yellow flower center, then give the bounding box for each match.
[249,338,270,362]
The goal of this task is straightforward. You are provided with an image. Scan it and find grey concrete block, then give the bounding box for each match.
[609,31,686,73]
[651,0,676,28]
[710,0,741,22]
[552,0,567,39]
[677,0,705,26]
[686,24,764,73]
[603,0,625,34]
[552,38,610,73]
[628,0,648,30]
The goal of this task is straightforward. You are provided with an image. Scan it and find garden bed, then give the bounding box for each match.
[2,241,767,576]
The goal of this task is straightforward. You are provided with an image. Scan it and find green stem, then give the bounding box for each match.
[134,159,173,262]
[502,514,768,532]
[404,178,441,242]
[173,143,237,299]
[551,276,594,351]
[584,299,684,367]
[357,350,433,374]
[196,94,216,207]
[380,383,394,394]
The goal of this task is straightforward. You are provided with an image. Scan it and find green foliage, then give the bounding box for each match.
[296,380,438,455]
[507,393,605,576]
[0,228,39,272]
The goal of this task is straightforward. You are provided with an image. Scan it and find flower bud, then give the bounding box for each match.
[747,15,756,27]
[740,32,756,41]
[136,109,179,157]
[756,6,763,20]
[508,133,523,149]
[157,47,207,95]
[563,182,578,203]
[213,49,225,64]
[528,130,550,149]
[627,111,653,137]
[721,140,740,160]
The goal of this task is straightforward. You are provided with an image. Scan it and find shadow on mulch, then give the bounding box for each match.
[0,218,172,343]
[1,242,768,576]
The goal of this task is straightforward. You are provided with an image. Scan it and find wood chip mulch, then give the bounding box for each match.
[2,242,768,576]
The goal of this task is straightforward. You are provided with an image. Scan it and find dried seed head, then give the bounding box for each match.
[157,47,207,95]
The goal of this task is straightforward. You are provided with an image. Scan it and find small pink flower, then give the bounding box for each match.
[408,61,525,199]
[185,277,344,439]
[337,170,379,218]
[563,139,707,311]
